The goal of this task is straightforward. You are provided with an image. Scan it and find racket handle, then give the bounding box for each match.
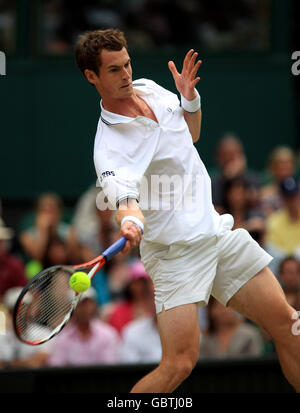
[102,236,127,262]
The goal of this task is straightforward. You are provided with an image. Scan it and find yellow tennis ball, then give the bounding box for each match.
[69,271,91,293]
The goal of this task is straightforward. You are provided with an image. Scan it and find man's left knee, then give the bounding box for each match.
[265,302,298,342]
[175,352,198,381]
[160,349,198,384]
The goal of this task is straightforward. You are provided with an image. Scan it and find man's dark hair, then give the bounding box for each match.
[75,28,127,76]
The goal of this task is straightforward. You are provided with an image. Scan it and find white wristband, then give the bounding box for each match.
[121,216,144,233]
[181,90,201,113]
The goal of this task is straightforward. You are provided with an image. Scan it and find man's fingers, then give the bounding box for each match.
[182,49,194,72]
[168,61,179,79]
[191,77,201,88]
[120,222,143,253]
[190,59,202,80]
[187,51,198,72]
[169,50,202,95]
[121,240,131,255]
[124,228,141,246]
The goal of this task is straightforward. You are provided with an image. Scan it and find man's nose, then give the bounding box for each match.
[122,67,130,79]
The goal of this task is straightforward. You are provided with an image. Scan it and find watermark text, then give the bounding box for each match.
[291,51,300,76]
[291,311,300,336]
[95,172,206,211]
[0,51,6,75]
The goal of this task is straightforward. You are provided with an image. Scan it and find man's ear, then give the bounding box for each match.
[84,69,98,85]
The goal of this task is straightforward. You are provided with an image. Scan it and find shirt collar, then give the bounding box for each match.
[100,82,149,126]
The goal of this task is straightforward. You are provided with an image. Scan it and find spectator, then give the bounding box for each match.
[107,259,154,335]
[278,257,300,310]
[47,287,120,367]
[223,176,263,229]
[0,218,27,299]
[89,227,132,313]
[0,287,51,368]
[244,216,281,279]
[121,283,161,364]
[73,185,118,260]
[265,176,300,274]
[72,185,99,238]
[260,146,297,216]
[245,216,266,247]
[211,133,261,213]
[41,0,268,53]
[19,193,81,266]
[121,316,161,364]
[72,186,129,309]
[80,206,115,261]
[199,297,264,359]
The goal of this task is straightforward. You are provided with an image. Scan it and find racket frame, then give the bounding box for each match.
[13,236,127,345]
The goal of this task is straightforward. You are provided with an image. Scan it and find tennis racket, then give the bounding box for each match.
[13,236,127,346]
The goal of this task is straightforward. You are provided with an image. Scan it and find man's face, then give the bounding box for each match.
[86,47,133,100]
[217,141,243,167]
[280,259,300,289]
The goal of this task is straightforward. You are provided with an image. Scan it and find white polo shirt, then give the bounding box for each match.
[94,78,223,245]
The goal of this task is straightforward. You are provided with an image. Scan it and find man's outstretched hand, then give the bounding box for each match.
[168,49,202,101]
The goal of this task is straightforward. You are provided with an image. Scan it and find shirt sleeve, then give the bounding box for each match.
[100,166,141,208]
[94,129,154,210]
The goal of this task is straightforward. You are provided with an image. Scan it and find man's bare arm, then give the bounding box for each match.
[116,198,144,254]
[168,49,202,143]
[183,108,202,143]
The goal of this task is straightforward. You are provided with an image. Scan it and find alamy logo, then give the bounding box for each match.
[291,311,300,335]
[0,51,6,75]
[291,51,300,76]
[95,171,207,211]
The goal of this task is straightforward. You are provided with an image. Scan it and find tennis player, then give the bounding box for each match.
[75,29,300,392]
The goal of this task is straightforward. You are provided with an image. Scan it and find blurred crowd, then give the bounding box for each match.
[38,0,269,54]
[1,134,300,369]
[0,0,271,58]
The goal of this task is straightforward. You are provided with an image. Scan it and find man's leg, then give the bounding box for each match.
[130,303,200,393]
[227,266,300,392]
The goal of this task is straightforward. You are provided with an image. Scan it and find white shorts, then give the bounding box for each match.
[140,223,273,314]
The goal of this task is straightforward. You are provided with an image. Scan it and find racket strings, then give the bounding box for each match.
[15,267,77,343]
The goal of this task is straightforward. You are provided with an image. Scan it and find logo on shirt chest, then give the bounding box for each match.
[99,170,115,183]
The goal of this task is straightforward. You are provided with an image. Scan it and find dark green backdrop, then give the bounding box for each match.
[0,0,297,200]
